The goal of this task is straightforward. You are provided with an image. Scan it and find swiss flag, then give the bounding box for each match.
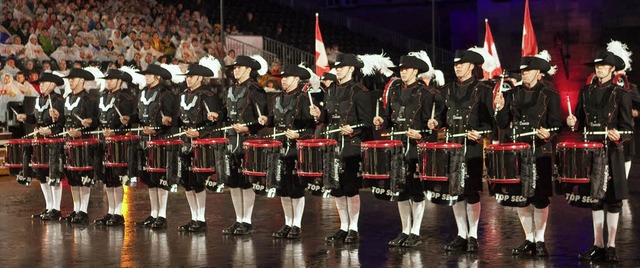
[522,0,538,56]
[315,13,330,76]
[483,19,502,80]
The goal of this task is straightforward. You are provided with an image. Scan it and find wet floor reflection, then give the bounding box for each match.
[0,176,638,267]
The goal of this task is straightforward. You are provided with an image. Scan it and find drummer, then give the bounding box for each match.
[16,72,67,221]
[310,53,373,244]
[133,64,176,229]
[494,51,562,257]
[222,55,268,235]
[257,64,316,239]
[93,68,139,226]
[174,56,225,233]
[52,67,100,225]
[567,40,633,262]
[373,52,441,247]
[435,48,496,252]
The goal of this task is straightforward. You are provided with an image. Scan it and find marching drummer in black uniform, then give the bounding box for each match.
[310,53,373,244]
[257,64,316,239]
[567,41,633,262]
[133,64,176,229]
[436,48,496,252]
[174,56,225,232]
[16,72,66,221]
[93,68,139,226]
[495,51,562,256]
[373,52,440,247]
[52,68,100,224]
[222,55,268,235]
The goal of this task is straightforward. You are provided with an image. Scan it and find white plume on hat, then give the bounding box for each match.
[51,70,69,96]
[357,52,395,77]
[83,66,106,92]
[250,55,268,76]
[533,50,558,76]
[408,50,445,85]
[607,40,633,72]
[298,63,321,93]
[120,66,147,89]
[468,46,498,73]
[161,63,186,84]
[199,55,222,78]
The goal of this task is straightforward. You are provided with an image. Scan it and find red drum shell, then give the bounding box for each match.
[105,135,140,168]
[5,139,32,168]
[30,138,65,169]
[192,138,229,173]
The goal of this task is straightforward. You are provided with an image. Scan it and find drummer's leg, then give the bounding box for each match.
[604,183,622,261]
[50,169,63,219]
[289,162,306,238]
[343,158,361,243]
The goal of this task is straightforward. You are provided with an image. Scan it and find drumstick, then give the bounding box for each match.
[255,103,262,118]
[308,91,314,105]
[375,98,381,130]
[381,129,428,137]
[114,106,123,118]
[169,126,205,138]
[204,102,211,114]
[429,102,435,134]
[10,107,19,117]
[264,129,308,138]
[566,94,575,131]
[323,124,365,135]
[211,122,254,132]
[22,124,56,138]
[587,130,633,136]
[73,113,83,122]
[515,127,560,138]
[54,126,87,137]
[448,130,491,138]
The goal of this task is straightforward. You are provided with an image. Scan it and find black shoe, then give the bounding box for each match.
[402,234,422,247]
[73,211,89,225]
[579,246,606,261]
[32,209,48,219]
[344,230,359,244]
[535,242,548,257]
[151,217,167,229]
[444,236,468,251]
[222,222,241,235]
[62,211,77,222]
[188,221,207,232]
[42,209,61,221]
[136,216,156,227]
[272,225,291,238]
[287,226,301,239]
[325,229,348,243]
[94,214,113,225]
[605,247,618,262]
[106,214,125,226]
[178,220,196,232]
[233,222,253,235]
[467,237,479,252]
[388,233,409,247]
[512,240,536,255]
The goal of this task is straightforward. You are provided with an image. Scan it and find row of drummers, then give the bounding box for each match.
[1,52,629,210]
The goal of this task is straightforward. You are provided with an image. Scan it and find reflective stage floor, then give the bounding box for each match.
[0,174,638,267]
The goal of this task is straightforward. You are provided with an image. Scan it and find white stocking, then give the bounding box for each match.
[452,201,468,238]
[517,206,534,241]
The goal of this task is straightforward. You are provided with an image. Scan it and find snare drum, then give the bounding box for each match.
[105,135,139,168]
[31,138,65,169]
[66,138,99,171]
[418,142,463,206]
[361,140,403,201]
[242,139,282,177]
[485,142,531,207]
[146,139,183,173]
[556,141,604,208]
[297,139,337,197]
[192,138,229,173]
[5,139,31,168]
[243,139,282,197]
